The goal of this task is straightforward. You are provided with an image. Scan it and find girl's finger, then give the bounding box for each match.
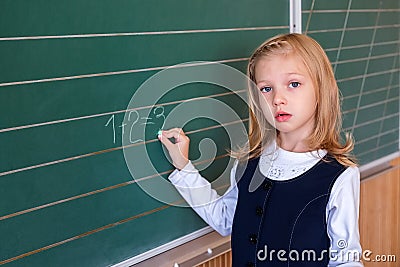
[161,128,188,142]
[158,132,175,150]
[162,128,184,136]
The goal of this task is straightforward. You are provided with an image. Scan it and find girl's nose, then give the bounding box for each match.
[273,91,287,106]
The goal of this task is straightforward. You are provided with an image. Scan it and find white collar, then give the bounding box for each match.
[259,141,327,180]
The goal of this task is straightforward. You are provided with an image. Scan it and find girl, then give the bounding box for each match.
[158,33,363,266]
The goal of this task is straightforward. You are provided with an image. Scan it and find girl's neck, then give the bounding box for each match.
[277,135,310,153]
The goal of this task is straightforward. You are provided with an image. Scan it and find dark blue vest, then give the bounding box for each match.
[231,155,346,267]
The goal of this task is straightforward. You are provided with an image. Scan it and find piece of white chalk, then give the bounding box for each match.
[173,263,179,267]
[157,129,162,136]
[207,248,212,254]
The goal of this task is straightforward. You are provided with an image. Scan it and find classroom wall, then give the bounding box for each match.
[360,158,400,267]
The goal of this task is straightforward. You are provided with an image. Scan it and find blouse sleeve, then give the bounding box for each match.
[168,160,239,236]
[326,166,364,266]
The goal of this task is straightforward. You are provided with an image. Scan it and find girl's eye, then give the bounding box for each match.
[260,86,272,93]
[289,82,300,88]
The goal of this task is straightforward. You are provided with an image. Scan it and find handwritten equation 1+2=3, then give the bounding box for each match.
[105,106,166,144]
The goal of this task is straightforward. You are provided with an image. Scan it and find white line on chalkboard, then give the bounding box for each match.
[0,57,248,87]
[342,112,399,131]
[336,68,400,83]
[332,52,399,65]
[0,26,289,41]
[0,118,248,177]
[303,9,400,14]
[332,0,352,75]
[0,170,170,221]
[303,0,315,34]
[355,128,399,146]
[0,181,232,265]
[357,140,399,157]
[302,8,400,13]
[307,24,400,34]
[0,145,128,177]
[342,83,399,101]
[0,203,175,265]
[324,40,400,52]
[346,97,399,114]
[0,153,231,221]
[0,89,246,133]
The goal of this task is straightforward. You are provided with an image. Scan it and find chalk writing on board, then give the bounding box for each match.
[127,110,143,144]
[105,106,166,144]
[122,61,254,206]
[104,114,116,143]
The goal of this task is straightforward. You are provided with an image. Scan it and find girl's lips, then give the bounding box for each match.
[275,112,292,122]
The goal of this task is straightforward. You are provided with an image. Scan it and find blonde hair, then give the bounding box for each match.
[236,33,356,167]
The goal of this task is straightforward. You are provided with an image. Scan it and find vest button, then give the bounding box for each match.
[246,262,255,267]
[263,181,272,191]
[249,234,258,244]
[256,206,263,216]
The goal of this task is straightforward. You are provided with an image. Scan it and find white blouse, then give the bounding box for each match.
[168,145,363,266]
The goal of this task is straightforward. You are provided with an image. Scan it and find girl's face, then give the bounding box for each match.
[255,53,317,142]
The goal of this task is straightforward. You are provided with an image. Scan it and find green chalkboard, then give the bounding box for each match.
[0,1,289,266]
[303,0,399,164]
[1,1,398,266]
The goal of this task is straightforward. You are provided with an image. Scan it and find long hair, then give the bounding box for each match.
[235,33,356,167]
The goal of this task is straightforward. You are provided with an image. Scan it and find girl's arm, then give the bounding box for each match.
[159,128,238,236]
[168,160,238,236]
[327,166,364,267]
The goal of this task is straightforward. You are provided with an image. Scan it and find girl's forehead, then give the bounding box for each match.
[257,52,301,63]
[255,53,306,72]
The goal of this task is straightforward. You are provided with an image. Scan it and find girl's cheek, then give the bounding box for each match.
[263,96,275,109]
[260,93,272,102]
[259,101,275,123]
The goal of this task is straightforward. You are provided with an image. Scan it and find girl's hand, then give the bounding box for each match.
[158,128,190,170]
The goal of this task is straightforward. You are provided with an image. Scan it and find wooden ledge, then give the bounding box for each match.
[132,231,230,267]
